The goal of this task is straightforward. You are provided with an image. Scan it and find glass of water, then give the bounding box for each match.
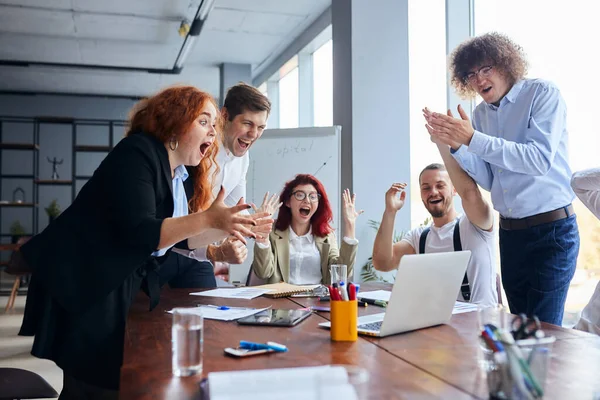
[330,264,348,286]
[172,307,203,377]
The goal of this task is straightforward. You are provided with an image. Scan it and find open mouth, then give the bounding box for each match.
[299,207,311,216]
[428,198,443,205]
[199,142,211,157]
[482,86,492,94]
[238,138,251,150]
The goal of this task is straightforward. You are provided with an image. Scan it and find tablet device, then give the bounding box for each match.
[236,308,312,327]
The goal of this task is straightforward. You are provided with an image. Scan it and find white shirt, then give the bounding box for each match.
[288,227,322,285]
[571,168,600,335]
[174,145,249,260]
[401,214,498,307]
[153,165,188,257]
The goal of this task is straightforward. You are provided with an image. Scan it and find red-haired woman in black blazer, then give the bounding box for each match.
[19,86,271,399]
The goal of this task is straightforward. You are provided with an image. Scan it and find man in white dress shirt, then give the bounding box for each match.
[160,83,272,288]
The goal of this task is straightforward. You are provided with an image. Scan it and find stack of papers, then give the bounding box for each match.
[451,302,478,314]
[189,287,273,300]
[357,290,479,314]
[208,365,358,400]
[168,306,269,321]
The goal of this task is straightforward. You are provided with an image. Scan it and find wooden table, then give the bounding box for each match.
[291,284,600,400]
[121,283,600,399]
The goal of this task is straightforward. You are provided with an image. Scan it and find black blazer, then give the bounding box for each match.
[21,132,181,313]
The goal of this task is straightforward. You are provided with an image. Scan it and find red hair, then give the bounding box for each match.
[125,85,220,212]
[275,174,333,237]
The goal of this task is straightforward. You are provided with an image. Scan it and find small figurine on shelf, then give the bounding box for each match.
[9,220,26,244]
[12,187,25,203]
[45,199,61,224]
[47,156,64,180]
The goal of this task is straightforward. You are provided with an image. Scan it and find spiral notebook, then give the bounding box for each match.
[254,283,321,298]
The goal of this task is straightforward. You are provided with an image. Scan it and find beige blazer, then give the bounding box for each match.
[251,227,357,284]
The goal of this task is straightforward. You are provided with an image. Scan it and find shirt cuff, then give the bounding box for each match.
[466,130,488,156]
[189,246,209,261]
[343,237,359,245]
[256,241,271,249]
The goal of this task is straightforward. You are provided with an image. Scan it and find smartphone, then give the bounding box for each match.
[224,347,275,358]
[236,309,312,327]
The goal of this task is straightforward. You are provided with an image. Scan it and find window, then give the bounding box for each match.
[313,39,333,127]
[474,0,600,325]
[408,0,447,228]
[278,57,299,129]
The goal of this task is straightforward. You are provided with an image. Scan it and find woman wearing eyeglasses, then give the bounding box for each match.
[251,174,362,285]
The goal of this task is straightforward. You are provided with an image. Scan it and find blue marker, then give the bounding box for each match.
[239,341,288,352]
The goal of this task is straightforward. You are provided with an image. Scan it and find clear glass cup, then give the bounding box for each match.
[330,264,348,286]
[477,304,509,371]
[171,307,204,377]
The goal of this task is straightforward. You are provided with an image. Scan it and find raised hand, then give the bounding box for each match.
[252,192,282,216]
[203,187,264,244]
[385,183,407,213]
[342,188,363,240]
[342,188,364,225]
[422,105,474,149]
[249,192,280,242]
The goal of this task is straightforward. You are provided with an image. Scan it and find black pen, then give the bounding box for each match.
[358,298,387,307]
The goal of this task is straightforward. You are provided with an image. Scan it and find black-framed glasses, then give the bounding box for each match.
[292,191,321,202]
[464,65,494,84]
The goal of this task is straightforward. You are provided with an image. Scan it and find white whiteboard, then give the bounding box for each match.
[230,126,342,284]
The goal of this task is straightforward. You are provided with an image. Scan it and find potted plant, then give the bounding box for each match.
[9,220,26,244]
[45,199,61,223]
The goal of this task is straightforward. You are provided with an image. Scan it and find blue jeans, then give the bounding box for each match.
[499,215,579,325]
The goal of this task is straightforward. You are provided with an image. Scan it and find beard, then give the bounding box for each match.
[423,197,451,218]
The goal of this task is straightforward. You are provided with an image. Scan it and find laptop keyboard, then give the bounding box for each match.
[358,321,382,331]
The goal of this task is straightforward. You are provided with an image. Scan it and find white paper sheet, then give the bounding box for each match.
[209,366,356,400]
[167,306,270,321]
[189,287,273,300]
[452,301,478,314]
[358,290,478,314]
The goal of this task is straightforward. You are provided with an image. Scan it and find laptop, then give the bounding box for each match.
[319,251,471,337]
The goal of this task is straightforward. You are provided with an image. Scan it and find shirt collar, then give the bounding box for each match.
[504,79,524,104]
[173,165,189,182]
[289,226,314,243]
[487,79,525,110]
[217,141,235,164]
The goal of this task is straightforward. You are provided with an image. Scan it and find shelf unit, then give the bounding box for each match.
[0,116,126,237]
[0,117,40,238]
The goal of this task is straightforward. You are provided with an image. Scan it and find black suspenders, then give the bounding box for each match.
[418,221,471,301]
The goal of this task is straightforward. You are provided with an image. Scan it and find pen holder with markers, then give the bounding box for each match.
[330,300,358,342]
[481,324,555,400]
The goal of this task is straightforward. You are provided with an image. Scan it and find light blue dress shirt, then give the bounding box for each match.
[152,164,189,256]
[452,79,574,219]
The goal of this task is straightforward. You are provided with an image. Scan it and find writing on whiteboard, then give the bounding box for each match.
[269,140,314,158]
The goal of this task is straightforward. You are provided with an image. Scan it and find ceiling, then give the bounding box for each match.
[0,0,330,97]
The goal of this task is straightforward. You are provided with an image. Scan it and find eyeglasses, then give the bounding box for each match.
[464,65,494,84]
[292,191,321,202]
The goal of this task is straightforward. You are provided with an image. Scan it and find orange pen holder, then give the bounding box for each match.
[330,300,358,342]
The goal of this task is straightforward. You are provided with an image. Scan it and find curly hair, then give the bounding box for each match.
[125,85,220,213]
[275,174,334,238]
[449,32,528,99]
